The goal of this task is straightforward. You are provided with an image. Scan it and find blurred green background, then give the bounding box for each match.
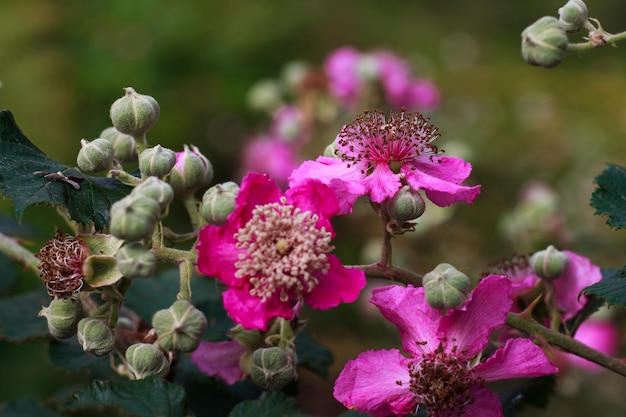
[2,0,626,416]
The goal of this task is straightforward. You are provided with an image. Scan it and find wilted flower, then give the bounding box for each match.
[36,230,88,299]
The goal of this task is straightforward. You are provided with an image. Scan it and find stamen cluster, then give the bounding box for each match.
[35,230,87,299]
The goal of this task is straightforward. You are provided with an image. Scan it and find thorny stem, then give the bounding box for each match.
[152,247,197,264]
[355,263,423,286]
[182,193,202,233]
[566,24,626,53]
[177,259,193,300]
[0,233,39,275]
[371,201,393,267]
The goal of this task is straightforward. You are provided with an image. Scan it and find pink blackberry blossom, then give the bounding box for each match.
[270,105,310,147]
[559,319,620,372]
[324,46,363,107]
[333,276,558,417]
[290,110,481,213]
[196,172,366,330]
[192,340,248,385]
[240,136,300,189]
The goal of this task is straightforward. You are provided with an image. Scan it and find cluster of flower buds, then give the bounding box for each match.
[422,263,471,312]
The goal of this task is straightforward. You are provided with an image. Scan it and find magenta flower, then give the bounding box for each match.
[240,136,300,189]
[324,46,363,107]
[269,105,310,147]
[334,276,558,417]
[196,172,366,330]
[558,319,620,373]
[192,340,248,385]
[290,110,481,213]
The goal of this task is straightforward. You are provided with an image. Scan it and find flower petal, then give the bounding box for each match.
[362,163,402,203]
[334,349,415,417]
[191,340,247,385]
[285,179,340,221]
[222,287,294,331]
[305,255,365,309]
[371,285,441,355]
[460,386,503,417]
[473,338,558,381]
[554,250,602,317]
[440,275,512,356]
[196,225,241,286]
[232,173,282,228]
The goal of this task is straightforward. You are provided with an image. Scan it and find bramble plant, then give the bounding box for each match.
[2,1,626,416]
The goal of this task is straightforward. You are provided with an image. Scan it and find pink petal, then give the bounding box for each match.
[461,386,503,417]
[362,163,402,203]
[404,79,441,111]
[440,276,512,356]
[553,251,602,316]
[305,255,365,309]
[561,319,619,372]
[324,47,362,107]
[191,340,247,385]
[334,349,415,417]
[240,138,300,189]
[371,285,441,355]
[473,338,558,381]
[233,173,282,226]
[196,225,241,286]
[222,287,294,331]
[285,179,340,221]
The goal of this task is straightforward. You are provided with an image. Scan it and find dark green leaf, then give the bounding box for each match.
[0,400,68,417]
[591,164,626,229]
[0,110,130,230]
[294,330,333,378]
[0,288,50,341]
[0,253,19,296]
[229,392,311,417]
[582,267,626,307]
[48,337,111,375]
[67,376,188,417]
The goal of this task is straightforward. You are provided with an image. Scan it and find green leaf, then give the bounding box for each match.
[67,376,188,417]
[229,392,312,417]
[591,164,626,229]
[0,400,69,417]
[0,288,50,341]
[0,253,19,296]
[48,337,111,374]
[0,110,131,230]
[582,267,626,307]
[294,330,333,378]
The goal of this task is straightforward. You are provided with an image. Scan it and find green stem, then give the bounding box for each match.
[506,312,626,378]
[162,228,198,244]
[567,30,626,53]
[134,134,148,153]
[177,259,193,300]
[107,277,133,328]
[182,193,202,233]
[353,263,423,286]
[0,233,40,275]
[152,246,197,264]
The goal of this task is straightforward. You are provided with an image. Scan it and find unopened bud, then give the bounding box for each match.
[423,263,470,311]
[530,245,569,281]
[115,242,156,278]
[100,126,138,163]
[77,317,115,356]
[201,182,240,226]
[229,325,263,352]
[77,138,115,172]
[110,195,161,241]
[521,17,568,68]
[38,298,83,339]
[250,347,297,391]
[125,343,170,380]
[138,145,176,178]
[132,177,174,209]
[386,185,426,223]
[152,300,208,353]
[558,0,588,32]
[110,87,160,137]
[169,145,214,194]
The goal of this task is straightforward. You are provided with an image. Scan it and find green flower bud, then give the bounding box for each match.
[110,195,161,241]
[139,145,176,178]
[200,182,240,226]
[100,126,138,163]
[521,17,568,68]
[530,245,570,281]
[110,87,160,137]
[229,324,263,352]
[77,138,115,172]
[169,145,214,194]
[323,139,340,158]
[132,177,174,209]
[152,300,208,353]
[386,185,426,223]
[423,263,470,312]
[115,242,156,278]
[125,343,170,380]
[558,0,588,32]
[38,298,83,339]
[250,347,297,391]
[77,317,115,356]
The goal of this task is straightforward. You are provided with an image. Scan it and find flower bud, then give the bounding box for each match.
[115,242,156,278]
[323,139,340,158]
[139,145,176,178]
[169,145,214,194]
[200,182,240,226]
[229,325,263,352]
[125,343,170,380]
[250,347,297,391]
[110,87,160,137]
[423,263,470,311]
[530,245,569,281]
[132,177,174,209]
[558,0,588,32]
[386,185,426,223]
[77,317,115,356]
[152,300,208,353]
[38,298,83,339]
[110,195,161,241]
[521,17,568,68]
[100,126,138,163]
[77,138,115,172]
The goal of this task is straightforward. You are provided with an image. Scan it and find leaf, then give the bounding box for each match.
[0,287,50,341]
[591,163,626,229]
[581,267,626,307]
[67,376,188,417]
[229,391,312,417]
[48,337,111,374]
[0,110,131,230]
[0,400,69,417]
[0,253,19,296]
[294,330,333,378]
[499,376,555,417]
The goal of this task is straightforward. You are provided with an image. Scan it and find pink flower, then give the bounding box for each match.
[290,110,481,213]
[558,319,620,372]
[240,136,300,189]
[333,276,558,417]
[196,172,366,330]
[192,340,248,385]
[324,46,363,107]
[269,105,310,147]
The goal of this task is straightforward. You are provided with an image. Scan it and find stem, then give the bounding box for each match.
[353,263,423,286]
[371,201,393,267]
[177,259,193,300]
[152,246,197,264]
[182,193,202,233]
[506,312,626,378]
[107,277,133,328]
[134,134,148,153]
[0,233,40,275]
[162,227,198,244]
[567,30,626,53]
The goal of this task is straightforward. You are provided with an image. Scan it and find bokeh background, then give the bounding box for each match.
[2,0,626,416]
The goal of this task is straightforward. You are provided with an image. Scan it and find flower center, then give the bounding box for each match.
[35,230,88,299]
[408,346,481,416]
[234,198,333,302]
[336,110,441,175]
